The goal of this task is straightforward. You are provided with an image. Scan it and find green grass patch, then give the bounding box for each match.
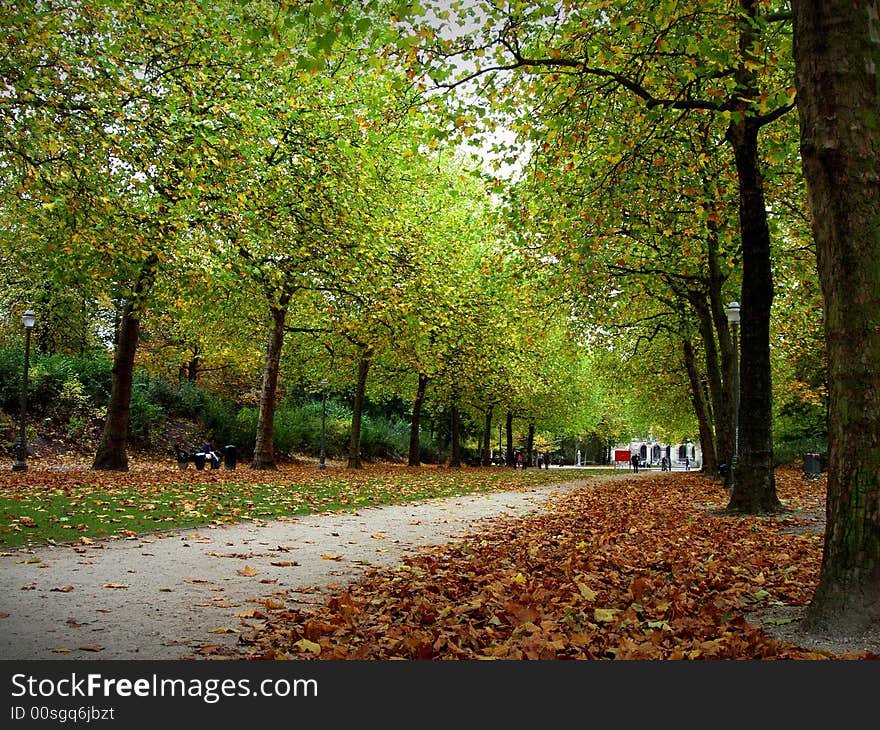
[0,467,611,549]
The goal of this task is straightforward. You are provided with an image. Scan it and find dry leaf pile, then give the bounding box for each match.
[230,468,875,660]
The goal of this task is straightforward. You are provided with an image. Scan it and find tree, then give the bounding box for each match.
[415,0,797,512]
[792,0,880,635]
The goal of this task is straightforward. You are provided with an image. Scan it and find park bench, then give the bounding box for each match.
[171,443,236,470]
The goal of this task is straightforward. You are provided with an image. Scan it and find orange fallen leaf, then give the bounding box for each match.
[51,586,75,593]
[237,565,258,576]
[102,583,129,589]
[321,554,343,561]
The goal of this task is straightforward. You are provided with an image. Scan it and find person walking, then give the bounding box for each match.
[630,453,639,473]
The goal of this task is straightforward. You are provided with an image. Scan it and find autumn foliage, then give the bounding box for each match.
[230,468,875,660]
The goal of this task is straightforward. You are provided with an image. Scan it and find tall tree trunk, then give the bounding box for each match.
[408,372,429,466]
[505,411,514,467]
[92,260,155,471]
[724,0,780,512]
[251,299,289,470]
[689,292,730,480]
[525,422,535,468]
[449,401,461,467]
[683,338,718,476]
[481,403,493,466]
[92,301,139,471]
[347,348,371,469]
[793,0,880,635]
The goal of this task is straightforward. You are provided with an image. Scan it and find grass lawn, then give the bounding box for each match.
[0,462,607,548]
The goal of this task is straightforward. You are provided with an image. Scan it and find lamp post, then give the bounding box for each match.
[725,301,741,491]
[12,309,36,472]
[319,378,328,469]
[437,406,444,467]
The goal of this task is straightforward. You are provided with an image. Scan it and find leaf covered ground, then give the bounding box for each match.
[225,468,879,660]
[0,462,579,547]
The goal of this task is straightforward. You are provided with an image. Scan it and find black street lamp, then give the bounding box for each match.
[725,301,741,491]
[319,378,328,469]
[437,405,444,467]
[12,309,36,472]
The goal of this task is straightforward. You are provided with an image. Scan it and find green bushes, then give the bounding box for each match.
[0,349,415,462]
[230,399,410,462]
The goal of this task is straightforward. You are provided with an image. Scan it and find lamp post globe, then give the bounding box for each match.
[12,310,36,472]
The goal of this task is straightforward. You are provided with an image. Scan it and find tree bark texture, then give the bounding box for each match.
[723,0,780,512]
[408,372,429,466]
[481,403,493,466]
[347,349,371,469]
[683,338,718,476]
[526,422,535,468]
[793,0,880,634]
[449,402,461,467]
[92,302,139,471]
[251,302,288,470]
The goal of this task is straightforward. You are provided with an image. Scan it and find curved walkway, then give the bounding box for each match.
[0,474,637,660]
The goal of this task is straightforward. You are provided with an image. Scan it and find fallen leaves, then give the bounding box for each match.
[0,463,576,549]
[230,468,867,661]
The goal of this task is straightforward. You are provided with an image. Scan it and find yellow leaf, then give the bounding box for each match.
[575,581,597,601]
[208,627,239,634]
[593,608,620,623]
[321,554,343,561]
[294,638,321,655]
[237,565,258,576]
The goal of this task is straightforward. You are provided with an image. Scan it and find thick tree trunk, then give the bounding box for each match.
[408,372,429,466]
[347,350,371,469]
[723,0,780,512]
[505,411,514,467]
[92,302,139,471]
[251,301,288,470]
[682,338,718,476]
[724,115,780,512]
[449,402,461,467]
[793,0,880,634]
[481,403,493,466]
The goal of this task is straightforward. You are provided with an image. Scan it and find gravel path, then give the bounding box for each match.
[1,476,626,660]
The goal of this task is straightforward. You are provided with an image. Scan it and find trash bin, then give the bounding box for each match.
[223,444,237,470]
[803,453,821,478]
[193,452,206,470]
